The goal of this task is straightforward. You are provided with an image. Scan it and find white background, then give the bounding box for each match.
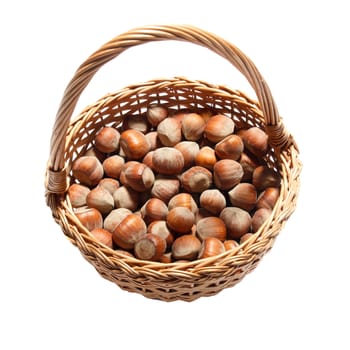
[1,1,349,349]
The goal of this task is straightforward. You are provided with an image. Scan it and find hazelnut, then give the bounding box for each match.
[146,105,168,127]
[174,141,200,168]
[252,166,281,191]
[122,114,150,133]
[112,214,147,250]
[199,189,226,215]
[240,127,268,157]
[145,131,161,151]
[113,186,139,211]
[120,129,150,160]
[181,113,206,141]
[141,198,169,223]
[172,234,201,260]
[240,233,254,244]
[166,207,195,234]
[198,237,225,259]
[94,126,120,153]
[90,228,113,249]
[180,166,213,193]
[228,183,257,212]
[72,156,104,187]
[168,193,198,214]
[196,217,227,241]
[120,161,155,192]
[256,187,280,210]
[75,207,103,231]
[215,135,244,160]
[134,233,166,261]
[150,176,180,203]
[152,147,184,175]
[142,150,155,170]
[204,114,235,143]
[224,240,239,251]
[102,155,125,179]
[103,208,132,233]
[147,220,174,247]
[86,186,114,215]
[220,207,251,240]
[157,117,182,146]
[68,183,90,208]
[251,208,272,232]
[239,151,262,182]
[213,159,244,190]
[97,178,120,195]
[195,146,217,170]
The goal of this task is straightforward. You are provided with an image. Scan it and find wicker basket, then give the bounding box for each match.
[45,25,301,302]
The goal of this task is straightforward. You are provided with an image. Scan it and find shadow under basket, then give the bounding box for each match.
[45,25,302,302]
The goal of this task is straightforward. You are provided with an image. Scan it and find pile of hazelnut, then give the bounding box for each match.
[68,105,280,263]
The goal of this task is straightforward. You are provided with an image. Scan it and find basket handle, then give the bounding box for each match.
[46,24,294,194]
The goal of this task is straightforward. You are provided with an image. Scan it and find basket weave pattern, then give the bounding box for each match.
[45,25,301,302]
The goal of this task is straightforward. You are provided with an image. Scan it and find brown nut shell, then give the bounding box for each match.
[141,198,169,223]
[72,156,104,187]
[90,228,113,249]
[146,105,168,127]
[86,186,114,216]
[174,141,200,168]
[220,207,251,240]
[181,113,206,141]
[195,146,217,171]
[103,208,132,233]
[94,126,120,153]
[134,233,166,261]
[113,186,139,211]
[240,127,268,157]
[166,207,195,234]
[180,166,213,193]
[120,129,150,160]
[215,135,244,160]
[157,118,182,146]
[228,183,257,212]
[150,176,180,203]
[168,193,198,214]
[256,187,280,210]
[251,208,272,232]
[147,220,174,248]
[98,178,120,195]
[68,183,90,208]
[75,207,103,231]
[252,166,281,191]
[102,155,125,179]
[152,147,185,175]
[199,189,226,215]
[112,214,147,250]
[204,114,235,143]
[213,159,243,190]
[172,234,201,260]
[121,161,155,192]
[198,237,225,259]
[196,217,227,241]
